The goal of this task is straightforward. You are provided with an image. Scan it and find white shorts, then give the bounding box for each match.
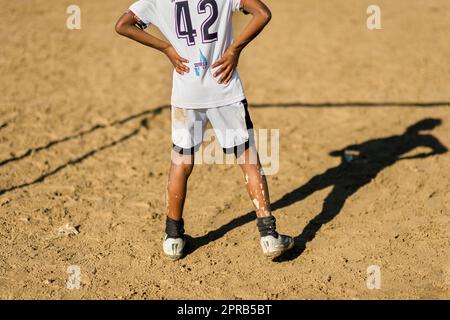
[171,99,253,153]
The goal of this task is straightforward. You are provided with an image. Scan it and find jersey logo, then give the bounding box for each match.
[194,50,208,76]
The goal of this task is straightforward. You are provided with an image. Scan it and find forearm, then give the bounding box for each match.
[230,1,271,52]
[115,13,170,53]
[115,12,189,74]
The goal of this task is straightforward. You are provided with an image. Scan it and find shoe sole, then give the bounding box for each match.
[165,253,183,260]
[263,239,294,258]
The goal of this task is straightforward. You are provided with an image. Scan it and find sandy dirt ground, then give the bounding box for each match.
[0,0,449,299]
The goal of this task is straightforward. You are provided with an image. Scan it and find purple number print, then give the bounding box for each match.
[175,0,219,46]
[198,0,219,43]
[175,1,197,46]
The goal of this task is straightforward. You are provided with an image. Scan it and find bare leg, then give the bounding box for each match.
[238,146,271,218]
[166,152,194,221]
[237,146,293,257]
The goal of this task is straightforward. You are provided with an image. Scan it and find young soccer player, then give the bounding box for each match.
[115,0,293,259]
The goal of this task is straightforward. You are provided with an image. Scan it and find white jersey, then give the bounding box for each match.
[129,0,246,109]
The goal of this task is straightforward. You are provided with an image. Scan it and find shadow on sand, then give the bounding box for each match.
[186,118,447,261]
[0,102,448,262]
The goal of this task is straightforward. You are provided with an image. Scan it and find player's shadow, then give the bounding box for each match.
[186,118,448,260]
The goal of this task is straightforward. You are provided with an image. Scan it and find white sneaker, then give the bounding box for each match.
[163,234,186,260]
[260,234,294,258]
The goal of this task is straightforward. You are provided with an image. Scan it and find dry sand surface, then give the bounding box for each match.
[1,0,449,299]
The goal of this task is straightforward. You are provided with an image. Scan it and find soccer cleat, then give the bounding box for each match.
[163,234,186,260]
[260,234,294,258]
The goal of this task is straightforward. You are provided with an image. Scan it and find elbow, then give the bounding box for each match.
[261,8,272,24]
[115,20,127,36]
[115,21,122,35]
